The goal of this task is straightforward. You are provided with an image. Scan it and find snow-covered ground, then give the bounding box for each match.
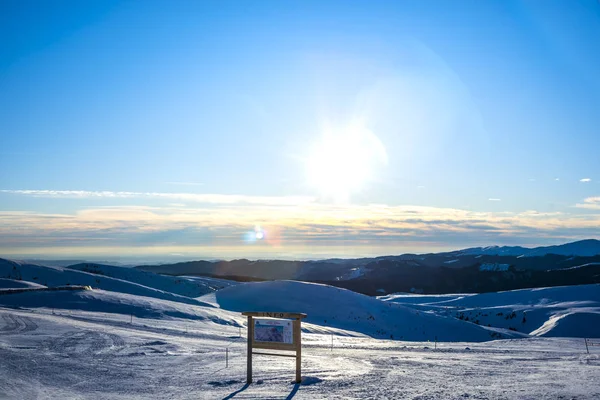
[209,280,522,342]
[379,284,600,338]
[1,306,599,399]
[1,259,599,399]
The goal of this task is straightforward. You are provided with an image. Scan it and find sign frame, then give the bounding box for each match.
[242,311,307,384]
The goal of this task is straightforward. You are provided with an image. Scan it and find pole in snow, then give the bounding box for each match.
[585,338,590,354]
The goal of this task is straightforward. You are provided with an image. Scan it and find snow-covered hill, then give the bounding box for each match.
[380,284,600,338]
[0,279,377,338]
[0,287,231,323]
[1,258,599,398]
[0,278,46,289]
[2,257,598,341]
[0,258,211,307]
[65,263,221,297]
[460,239,600,257]
[210,280,520,342]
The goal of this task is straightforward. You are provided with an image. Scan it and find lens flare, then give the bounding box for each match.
[245,225,266,243]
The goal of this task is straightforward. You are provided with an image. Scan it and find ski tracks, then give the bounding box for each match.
[44,330,126,356]
[0,313,38,335]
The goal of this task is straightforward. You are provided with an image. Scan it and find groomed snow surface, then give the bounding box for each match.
[1,259,599,399]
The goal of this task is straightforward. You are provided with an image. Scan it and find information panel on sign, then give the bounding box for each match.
[254,318,293,344]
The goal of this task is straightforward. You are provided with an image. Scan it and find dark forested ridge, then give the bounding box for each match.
[135,240,600,295]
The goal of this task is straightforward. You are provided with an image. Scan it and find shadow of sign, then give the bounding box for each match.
[221,383,250,400]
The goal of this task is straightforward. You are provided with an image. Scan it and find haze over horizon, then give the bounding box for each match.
[1,0,599,260]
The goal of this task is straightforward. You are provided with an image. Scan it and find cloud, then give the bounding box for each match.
[488,198,501,201]
[554,178,560,181]
[580,178,592,183]
[2,201,600,250]
[575,196,600,210]
[2,189,600,258]
[0,189,314,206]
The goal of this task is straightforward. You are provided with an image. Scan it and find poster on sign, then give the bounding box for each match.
[254,318,293,344]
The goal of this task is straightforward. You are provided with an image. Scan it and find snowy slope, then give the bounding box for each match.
[0,258,210,307]
[380,284,600,338]
[526,239,600,257]
[460,239,600,257]
[65,263,218,297]
[2,306,598,400]
[459,245,528,257]
[0,278,46,289]
[0,287,239,325]
[211,280,520,342]
[0,285,368,339]
[335,267,366,281]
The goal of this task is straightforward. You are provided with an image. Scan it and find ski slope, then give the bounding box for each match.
[0,278,46,289]
[211,280,520,342]
[379,284,600,338]
[1,259,599,398]
[0,259,213,306]
[1,305,599,399]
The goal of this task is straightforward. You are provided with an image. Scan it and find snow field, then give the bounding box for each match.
[380,284,600,338]
[1,306,599,399]
[1,259,600,398]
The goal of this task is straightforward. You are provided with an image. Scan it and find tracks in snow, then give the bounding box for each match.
[44,330,126,356]
[0,313,38,335]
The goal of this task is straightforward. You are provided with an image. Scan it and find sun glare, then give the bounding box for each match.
[306,121,387,201]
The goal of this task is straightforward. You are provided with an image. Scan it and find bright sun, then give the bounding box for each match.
[306,121,387,201]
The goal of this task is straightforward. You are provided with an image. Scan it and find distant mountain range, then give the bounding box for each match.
[4,240,598,296]
[131,239,600,295]
[456,239,600,258]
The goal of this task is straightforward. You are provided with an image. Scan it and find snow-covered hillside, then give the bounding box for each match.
[1,259,599,398]
[0,278,46,289]
[460,239,600,257]
[1,305,599,399]
[66,263,222,297]
[380,284,600,338]
[0,258,217,307]
[211,280,519,342]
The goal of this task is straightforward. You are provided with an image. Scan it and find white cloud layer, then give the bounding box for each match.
[1,189,599,257]
[0,190,314,206]
[575,196,600,210]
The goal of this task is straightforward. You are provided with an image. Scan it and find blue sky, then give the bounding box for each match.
[1,0,599,261]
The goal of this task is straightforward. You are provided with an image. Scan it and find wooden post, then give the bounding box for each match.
[294,318,301,383]
[247,316,254,383]
[585,338,590,354]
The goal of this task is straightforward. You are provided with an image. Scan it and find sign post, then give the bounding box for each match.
[242,312,307,384]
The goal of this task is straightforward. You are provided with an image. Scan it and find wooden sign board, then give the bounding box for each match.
[242,312,307,383]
